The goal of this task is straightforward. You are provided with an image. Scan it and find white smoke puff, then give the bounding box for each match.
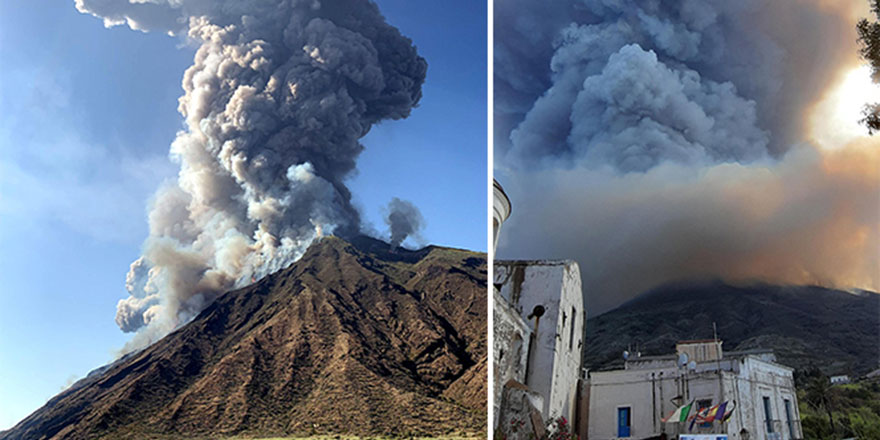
[117,258,161,332]
[384,197,424,249]
[116,294,160,333]
[124,257,150,296]
[82,0,427,350]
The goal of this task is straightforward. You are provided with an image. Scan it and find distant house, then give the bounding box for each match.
[585,340,802,440]
[830,375,851,385]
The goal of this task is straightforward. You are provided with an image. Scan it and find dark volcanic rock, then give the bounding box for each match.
[583,280,879,376]
[2,236,487,440]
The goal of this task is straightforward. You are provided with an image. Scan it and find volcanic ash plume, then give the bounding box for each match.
[384,197,424,248]
[494,0,880,313]
[76,0,427,349]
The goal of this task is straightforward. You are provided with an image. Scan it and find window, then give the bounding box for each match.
[763,396,774,433]
[697,399,712,428]
[784,399,794,439]
[569,306,576,351]
[617,407,632,438]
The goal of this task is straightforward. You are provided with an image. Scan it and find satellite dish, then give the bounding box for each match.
[678,353,689,367]
[623,350,630,361]
[688,361,697,371]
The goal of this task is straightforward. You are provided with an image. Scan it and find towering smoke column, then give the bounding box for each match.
[495,0,880,313]
[77,0,427,348]
[384,197,424,248]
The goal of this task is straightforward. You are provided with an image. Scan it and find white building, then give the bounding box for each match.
[493,179,511,253]
[829,375,850,385]
[495,259,585,423]
[492,179,536,429]
[587,340,802,440]
[493,179,586,437]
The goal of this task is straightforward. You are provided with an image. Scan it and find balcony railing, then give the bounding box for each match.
[764,419,803,440]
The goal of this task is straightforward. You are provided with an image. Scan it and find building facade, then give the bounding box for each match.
[495,260,585,423]
[587,341,802,440]
[493,179,586,436]
[492,178,535,429]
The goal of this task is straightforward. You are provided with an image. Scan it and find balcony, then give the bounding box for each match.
[764,419,803,440]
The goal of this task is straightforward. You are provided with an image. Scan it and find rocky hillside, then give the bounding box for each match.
[1,236,486,440]
[583,281,879,376]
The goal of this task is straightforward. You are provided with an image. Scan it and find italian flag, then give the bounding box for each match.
[663,401,693,423]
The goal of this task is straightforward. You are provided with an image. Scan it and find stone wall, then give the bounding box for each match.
[494,288,532,428]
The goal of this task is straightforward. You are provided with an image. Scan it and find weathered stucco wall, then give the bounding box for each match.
[499,382,546,440]
[495,260,584,421]
[589,362,682,439]
[732,357,801,440]
[493,288,532,428]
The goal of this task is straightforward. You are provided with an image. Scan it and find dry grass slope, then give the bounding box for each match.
[1,236,487,440]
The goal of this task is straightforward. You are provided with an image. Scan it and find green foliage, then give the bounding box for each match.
[801,413,834,440]
[849,407,880,440]
[798,377,880,440]
[858,0,880,134]
[860,104,880,135]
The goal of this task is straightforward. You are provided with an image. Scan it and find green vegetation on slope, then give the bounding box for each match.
[796,371,880,440]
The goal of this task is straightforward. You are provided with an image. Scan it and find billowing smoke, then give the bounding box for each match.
[384,197,424,248]
[76,0,426,348]
[495,0,880,313]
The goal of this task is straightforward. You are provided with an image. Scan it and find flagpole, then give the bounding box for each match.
[714,322,724,434]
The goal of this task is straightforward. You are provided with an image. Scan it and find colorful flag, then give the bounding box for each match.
[702,402,723,423]
[721,401,736,422]
[709,401,728,423]
[663,401,693,423]
[688,406,710,431]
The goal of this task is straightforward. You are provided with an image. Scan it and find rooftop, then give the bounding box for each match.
[495,259,577,267]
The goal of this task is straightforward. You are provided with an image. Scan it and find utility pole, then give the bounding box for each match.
[714,322,724,434]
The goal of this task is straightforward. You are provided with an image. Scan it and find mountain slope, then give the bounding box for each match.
[2,236,487,440]
[583,281,879,375]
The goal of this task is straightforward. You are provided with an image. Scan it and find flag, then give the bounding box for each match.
[703,403,721,423]
[663,401,693,423]
[708,401,728,423]
[688,406,709,431]
[721,401,736,422]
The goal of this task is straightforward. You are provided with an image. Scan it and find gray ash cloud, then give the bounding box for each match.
[384,197,424,248]
[495,0,879,313]
[76,0,426,349]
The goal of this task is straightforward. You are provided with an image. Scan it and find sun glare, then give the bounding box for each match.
[809,65,880,150]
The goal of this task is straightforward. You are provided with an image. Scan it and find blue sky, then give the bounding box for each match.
[0,0,486,429]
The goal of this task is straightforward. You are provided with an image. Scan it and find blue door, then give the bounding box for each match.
[618,407,631,437]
